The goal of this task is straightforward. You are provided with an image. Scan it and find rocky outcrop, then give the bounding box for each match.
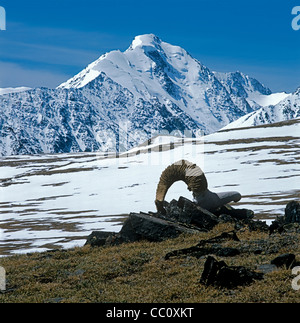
[84,199,300,289]
[161,197,219,230]
[85,199,300,249]
[85,211,200,247]
[111,212,200,244]
[85,196,268,247]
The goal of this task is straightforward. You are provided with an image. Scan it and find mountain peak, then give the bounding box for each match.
[57,34,278,134]
[214,70,272,98]
[130,34,162,50]
[1,34,291,157]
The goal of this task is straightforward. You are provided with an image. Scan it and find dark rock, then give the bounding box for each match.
[165,231,240,260]
[271,253,296,269]
[216,247,240,257]
[214,204,270,232]
[269,216,285,234]
[157,196,220,231]
[214,205,254,221]
[163,197,264,234]
[105,233,125,246]
[218,213,235,223]
[163,199,190,224]
[247,219,269,232]
[117,212,200,244]
[270,201,300,234]
[215,204,254,221]
[200,256,264,288]
[85,231,116,247]
[198,231,240,245]
[176,196,219,230]
[200,256,226,286]
[285,201,300,224]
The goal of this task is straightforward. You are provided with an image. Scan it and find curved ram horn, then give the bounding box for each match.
[155,160,207,213]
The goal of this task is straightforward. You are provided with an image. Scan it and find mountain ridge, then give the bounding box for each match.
[222,87,300,130]
[0,34,297,156]
[58,34,265,132]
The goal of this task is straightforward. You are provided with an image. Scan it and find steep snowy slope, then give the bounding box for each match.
[0,75,198,156]
[213,71,272,112]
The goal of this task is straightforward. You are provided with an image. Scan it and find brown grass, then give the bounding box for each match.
[1,223,300,303]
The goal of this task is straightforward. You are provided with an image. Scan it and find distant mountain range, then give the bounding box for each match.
[0,34,297,156]
[222,87,299,130]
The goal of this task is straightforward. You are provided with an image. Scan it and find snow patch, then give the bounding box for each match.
[0,87,31,95]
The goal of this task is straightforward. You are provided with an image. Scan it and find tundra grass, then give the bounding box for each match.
[1,223,300,303]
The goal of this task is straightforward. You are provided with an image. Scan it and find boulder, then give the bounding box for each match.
[162,196,219,231]
[270,201,300,234]
[85,231,116,247]
[271,253,296,269]
[115,212,200,244]
[177,196,219,230]
[200,256,263,288]
[258,253,298,274]
[214,205,254,221]
[285,201,300,224]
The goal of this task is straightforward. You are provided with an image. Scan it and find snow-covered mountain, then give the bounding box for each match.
[0,78,201,156]
[222,88,299,130]
[0,34,293,156]
[213,71,272,111]
[59,34,268,130]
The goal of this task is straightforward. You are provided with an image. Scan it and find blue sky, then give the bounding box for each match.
[0,0,299,92]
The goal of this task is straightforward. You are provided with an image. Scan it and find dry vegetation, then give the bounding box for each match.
[1,223,300,303]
